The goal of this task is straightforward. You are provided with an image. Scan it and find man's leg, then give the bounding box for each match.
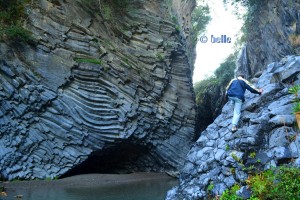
[232,98,242,131]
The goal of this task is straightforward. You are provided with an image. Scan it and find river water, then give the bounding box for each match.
[2,173,178,200]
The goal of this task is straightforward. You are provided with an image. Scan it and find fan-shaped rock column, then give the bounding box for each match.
[0,0,196,180]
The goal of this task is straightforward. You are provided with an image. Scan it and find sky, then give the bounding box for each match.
[193,0,245,84]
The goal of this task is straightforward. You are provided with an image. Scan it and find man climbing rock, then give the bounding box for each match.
[226,73,263,132]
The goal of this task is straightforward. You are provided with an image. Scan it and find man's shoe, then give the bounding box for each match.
[231,126,238,132]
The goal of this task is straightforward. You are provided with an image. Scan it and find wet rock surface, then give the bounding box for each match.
[166,55,300,199]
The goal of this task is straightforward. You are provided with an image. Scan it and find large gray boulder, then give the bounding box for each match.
[166,55,300,199]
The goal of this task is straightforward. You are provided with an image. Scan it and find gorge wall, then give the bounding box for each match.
[237,0,300,78]
[0,0,196,180]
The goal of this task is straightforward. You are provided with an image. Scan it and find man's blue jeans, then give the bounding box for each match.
[228,96,243,126]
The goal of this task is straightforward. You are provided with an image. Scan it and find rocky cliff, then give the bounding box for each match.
[0,0,196,180]
[166,56,300,199]
[165,1,300,199]
[237,0,300,78]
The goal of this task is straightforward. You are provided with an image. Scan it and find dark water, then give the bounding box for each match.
[3,178,178,200]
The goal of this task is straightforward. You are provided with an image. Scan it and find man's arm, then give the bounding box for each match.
[240,78,262,94]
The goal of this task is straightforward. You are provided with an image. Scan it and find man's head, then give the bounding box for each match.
[237,73,245,79]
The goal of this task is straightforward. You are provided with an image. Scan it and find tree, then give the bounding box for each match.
[191,2,211,37]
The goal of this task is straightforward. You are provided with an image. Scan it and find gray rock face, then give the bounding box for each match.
[0,0,196,180]
[237,1,300,78]
[166,55,300,200]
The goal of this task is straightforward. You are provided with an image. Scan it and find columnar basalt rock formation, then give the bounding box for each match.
[0,0,196,180]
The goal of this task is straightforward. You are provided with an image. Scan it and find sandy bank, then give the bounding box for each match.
[1,172,177,189]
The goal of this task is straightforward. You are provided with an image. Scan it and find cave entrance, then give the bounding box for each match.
[60,142,153,178]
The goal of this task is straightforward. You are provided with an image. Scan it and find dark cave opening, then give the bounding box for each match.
[60,142,153,178]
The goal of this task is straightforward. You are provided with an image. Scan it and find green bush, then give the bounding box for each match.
[0,0,28,23]
[288,84,300,114]
[214,54,236,86]
[3,23,34,42]
[191,3,211,37]
[292,102,300,114]
[220,184,242,200]
[221,167,300,200]
[190,2,211,44]
[0,0,34,43]
[102,3,112,20]
[246,169,275,199]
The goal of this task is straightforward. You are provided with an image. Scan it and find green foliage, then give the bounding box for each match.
[45,176,58,180]
[171,16,181,32]
[74,58,102,65]
[79,0,130,19]
[156,53,164,61]
[0,0,34,43]
[172,16,178,24]
[292,102,300,114]
[288,84,300,97]
[0,0,27,23]
[288,84,300,114]
[287,134,297,142]
[191,3,211,39]
[194,76,218,104]
[243,164,255,172]
[223,0,263,7]
[273,167,300,199]
[220,184,242,200]
[223,0,267,42]
[2,23,34,42]
[249,152,256,158]
[193,75,219,135]
[207,182,214,191]
[102,3,112,20]
[214,54,236,86]
[225,144,230,151]
[222,167,300,200]
[231,153,241,163]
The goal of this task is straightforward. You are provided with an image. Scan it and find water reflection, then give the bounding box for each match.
[4,177,178,200]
